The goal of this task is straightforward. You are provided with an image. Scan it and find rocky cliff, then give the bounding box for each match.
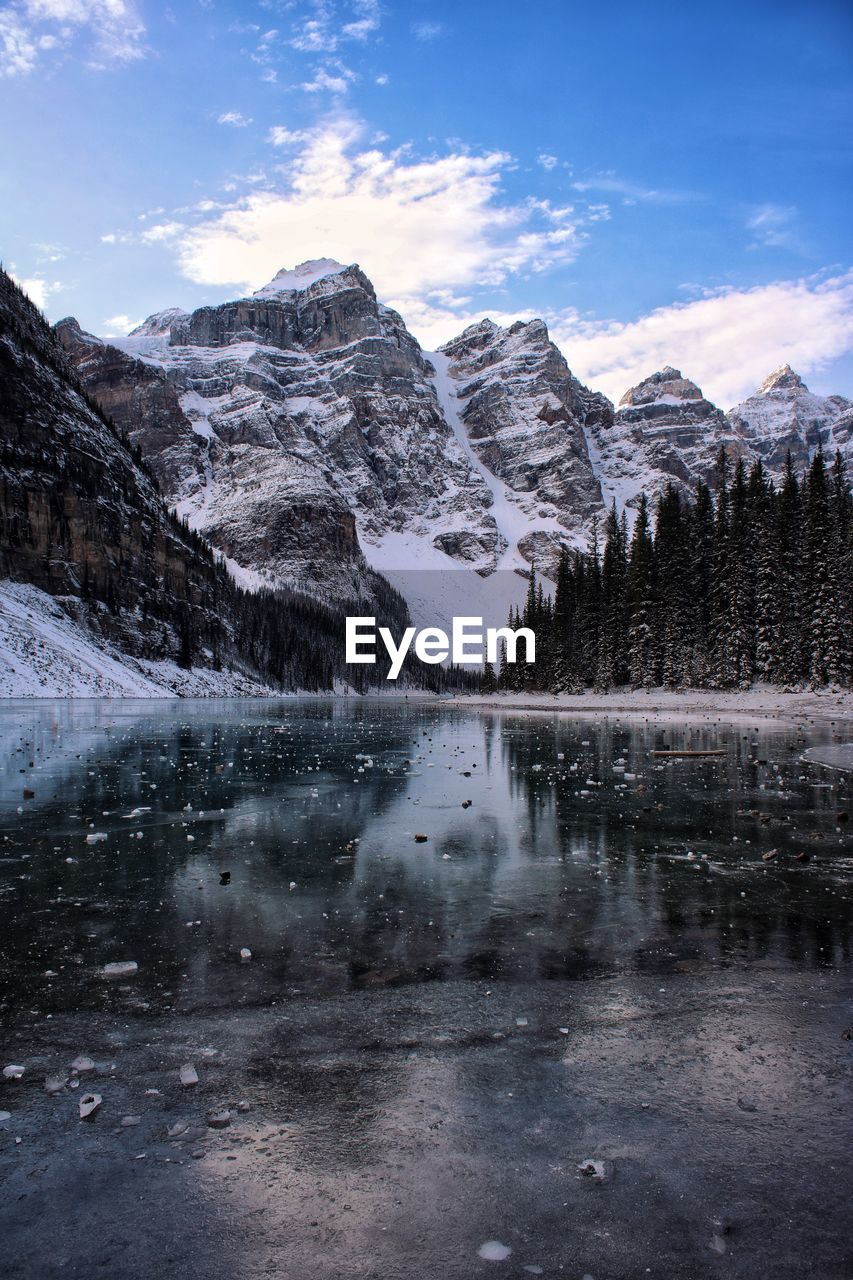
[59,262,501,600]
[56,261,852,606]
[727,364,852,473]
[0,267,419,693]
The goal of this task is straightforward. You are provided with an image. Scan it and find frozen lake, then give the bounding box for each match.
[0,699,851,1279]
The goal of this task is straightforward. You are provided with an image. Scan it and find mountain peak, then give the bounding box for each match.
[252,259,350,298]
[618,367,703,409]
[757,364,807,395]
[129,307,188,338]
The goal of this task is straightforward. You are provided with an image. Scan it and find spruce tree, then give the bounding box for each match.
[626,494,658,687]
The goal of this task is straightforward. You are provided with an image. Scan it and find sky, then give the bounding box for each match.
[1,0,852,407]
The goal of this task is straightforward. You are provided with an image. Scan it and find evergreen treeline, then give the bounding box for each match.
[486,449,852,693]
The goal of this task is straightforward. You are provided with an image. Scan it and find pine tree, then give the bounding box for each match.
[654,484,692,687]
[626,494,658,687]
[597,501,628,689]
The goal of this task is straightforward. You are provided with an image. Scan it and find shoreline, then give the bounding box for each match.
[439,686,853,724]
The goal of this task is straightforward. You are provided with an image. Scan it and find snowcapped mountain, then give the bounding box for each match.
[1,264,428,696]
[585,366,745,514]
[727,364,852,474]
[438,318,610,576]
[59,261,502,614]
[56,260,851,626]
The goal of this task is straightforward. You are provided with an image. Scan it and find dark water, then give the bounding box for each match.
[1,698,850,1017]
[1,699,852,1280]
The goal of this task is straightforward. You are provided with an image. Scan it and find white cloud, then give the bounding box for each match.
[571,174,690,204]
[140,221,184,243]
[102,312,141,336]
[299,63,354,94]
[537,153,558,171]
[289,0,381,53]
[547,273,853,407]
[218,111,253,127]
[11,273,62,310]
[0,0,145,76]
[176,119,588,307]
[746,203,804,253]
[412,20,443,41]
[268,125,308,146]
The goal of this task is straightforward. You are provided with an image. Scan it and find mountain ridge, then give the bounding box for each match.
[53,262,852,626]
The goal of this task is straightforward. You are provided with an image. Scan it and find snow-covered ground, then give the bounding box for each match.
[443,687,853,723]
[0,581,276,698]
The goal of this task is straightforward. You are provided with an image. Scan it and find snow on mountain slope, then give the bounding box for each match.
[60,264,510,604]
[727,364,852,472]
[0,583,275,697]
[587,366,748,513]
[252,258,348,296]
[57,262,853,618]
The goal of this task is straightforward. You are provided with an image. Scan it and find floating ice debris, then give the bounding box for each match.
[239,947,252,962]
[44,1075,67,1095]
[122,807,151,819]
[121,1115,141,1127]
[478,1241,512,1261]
[523,1268,544,1276]
[289,881,297,891]
[167,1122,188,1138]
[559,1027,569,1035]
[101,961,138,978]
[206,1109,231,1129]
[0,1112,10,1122]
[3,1065,25,1079]
[179,1063,199,1087]
[70,1056,95,1073]
[516,1018,528,1027]
[85,832,108,845]
[577,1159,610,1182]
[79,1093,102,1120]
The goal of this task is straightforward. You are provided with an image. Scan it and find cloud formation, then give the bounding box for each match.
[217,111,253,128]
[289,0,380,53]
[549,273,853,406]
[0,0,145,76]
[10,272,61,310]
[177,119,587,304]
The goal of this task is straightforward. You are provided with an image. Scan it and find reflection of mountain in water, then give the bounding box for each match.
[0,703,850,1021]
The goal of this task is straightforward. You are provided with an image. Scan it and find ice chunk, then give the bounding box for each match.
[101,961,138,978]
[478,1241,512,1261]
[79,1093,102,1120]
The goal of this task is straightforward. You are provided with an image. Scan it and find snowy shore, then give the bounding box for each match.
[443,687,853,724]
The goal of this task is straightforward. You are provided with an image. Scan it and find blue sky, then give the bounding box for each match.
[2,0,851,405]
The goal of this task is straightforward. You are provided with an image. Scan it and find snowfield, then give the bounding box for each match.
[0,582,277,698]
[444,687,853,723]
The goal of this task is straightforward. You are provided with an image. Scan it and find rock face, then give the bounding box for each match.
[59,262,500,598]
[437,318,610,573]
[727,364,852,473]
[0,269,229,663]
[587,367,746,512]
[56,261,853,603]
[1,266,407,694]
